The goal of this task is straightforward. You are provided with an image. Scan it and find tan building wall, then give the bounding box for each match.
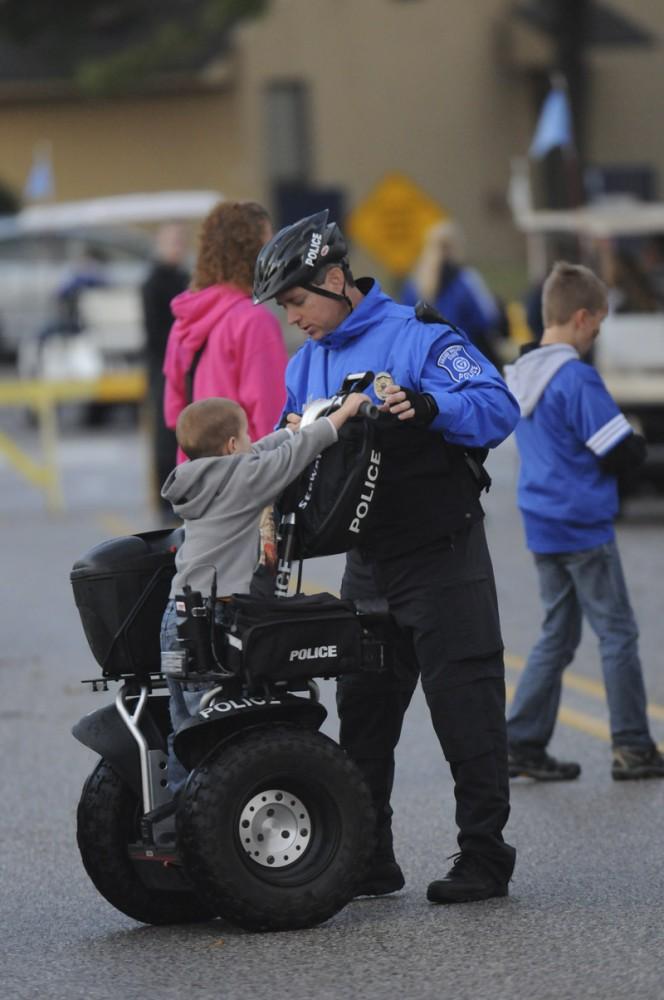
[0,89,248,203]
[240,0,534,282]
[589,0,664,173]
[0,0,663,294]
[237,0,661,284]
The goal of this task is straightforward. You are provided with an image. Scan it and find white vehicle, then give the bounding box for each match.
[0,191,222,377]
[514,198,664,491]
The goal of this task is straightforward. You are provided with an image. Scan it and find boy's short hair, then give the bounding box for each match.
[542,261,608,327]
[176,398,245,460]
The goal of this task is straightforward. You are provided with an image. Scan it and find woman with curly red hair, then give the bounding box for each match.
[163,201,287,462]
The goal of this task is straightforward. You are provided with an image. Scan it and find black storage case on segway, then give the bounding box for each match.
[70,527,182,681]
[223,591,395,691]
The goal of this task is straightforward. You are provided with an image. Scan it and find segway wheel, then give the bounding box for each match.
[76,760,215,925]
[177,724,375,931]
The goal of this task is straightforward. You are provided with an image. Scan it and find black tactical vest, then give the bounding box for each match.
[362,416,484,555]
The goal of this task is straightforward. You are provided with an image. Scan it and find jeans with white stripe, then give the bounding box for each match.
[507,540,655,751]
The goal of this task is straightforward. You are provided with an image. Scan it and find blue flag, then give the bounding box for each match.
[529,87,574,159]
[24,147,55,200]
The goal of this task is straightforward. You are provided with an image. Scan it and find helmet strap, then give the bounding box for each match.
[303,279,354,314]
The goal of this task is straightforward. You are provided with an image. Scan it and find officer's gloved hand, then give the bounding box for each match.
[384,386,439,427]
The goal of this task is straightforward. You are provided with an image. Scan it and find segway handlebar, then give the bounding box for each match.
[357,400,379,420]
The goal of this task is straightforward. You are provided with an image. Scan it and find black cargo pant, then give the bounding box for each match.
[339,520,516,882]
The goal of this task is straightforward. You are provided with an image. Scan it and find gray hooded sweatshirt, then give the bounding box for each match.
[503,343,578,416]
[163,420,337,598]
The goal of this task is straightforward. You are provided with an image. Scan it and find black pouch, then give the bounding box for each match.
[225,592,388,688]
[276,418,382,558]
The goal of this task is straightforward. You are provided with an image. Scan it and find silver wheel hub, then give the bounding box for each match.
[239,789,312,869]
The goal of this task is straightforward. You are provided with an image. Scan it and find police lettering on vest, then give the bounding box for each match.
[349,449,381,534]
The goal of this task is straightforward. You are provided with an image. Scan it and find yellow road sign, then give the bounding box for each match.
[347,173,448,276]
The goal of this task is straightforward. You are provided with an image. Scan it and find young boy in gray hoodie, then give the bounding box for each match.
[160,392,368,789]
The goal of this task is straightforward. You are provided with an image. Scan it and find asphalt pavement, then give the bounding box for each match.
[1,415,664,1000]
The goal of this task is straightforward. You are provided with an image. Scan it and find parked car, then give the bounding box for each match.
[513,198,664,494]
[0,191,221,375]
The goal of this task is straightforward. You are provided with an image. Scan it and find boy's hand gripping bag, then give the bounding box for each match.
[277,417,382,558]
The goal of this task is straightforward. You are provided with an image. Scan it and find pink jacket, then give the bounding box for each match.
[163,284,287,462]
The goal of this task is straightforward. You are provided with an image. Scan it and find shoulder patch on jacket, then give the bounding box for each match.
[437,344,482,382]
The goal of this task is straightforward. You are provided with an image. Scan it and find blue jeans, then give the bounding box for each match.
[160,598,218,793]
[507,541,654,751]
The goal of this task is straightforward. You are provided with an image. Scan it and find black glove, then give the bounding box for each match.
[387,388,439,427]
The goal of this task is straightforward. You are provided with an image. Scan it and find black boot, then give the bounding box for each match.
[355,847,405,897]
[427,852,508,904]
[354,811,404,897]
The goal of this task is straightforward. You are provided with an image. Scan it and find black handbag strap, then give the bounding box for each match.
[185,344,206,405]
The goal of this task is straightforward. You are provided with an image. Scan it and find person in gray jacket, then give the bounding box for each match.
[160,391,368,789]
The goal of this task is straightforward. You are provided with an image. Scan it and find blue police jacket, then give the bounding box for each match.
[282,279,519,450]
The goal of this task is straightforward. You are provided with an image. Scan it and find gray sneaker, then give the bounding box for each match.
[508,747,581,781]
[612,745,664,780]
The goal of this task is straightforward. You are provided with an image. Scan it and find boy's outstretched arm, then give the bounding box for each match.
[326,393,371,433]
[244,393,371,508]
[255,392,369,450]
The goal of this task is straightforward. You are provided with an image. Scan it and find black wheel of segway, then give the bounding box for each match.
[177,725,375,932]
[76,760,215,925]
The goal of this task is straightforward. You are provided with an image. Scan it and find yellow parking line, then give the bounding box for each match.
[506,652,608,700]
[505,652,664,723]
[507,652,610,698]
[96,513,139,537]
[557,706,610,742]
[506,682,609,743]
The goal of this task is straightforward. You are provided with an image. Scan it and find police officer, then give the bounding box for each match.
[253,211,520,904]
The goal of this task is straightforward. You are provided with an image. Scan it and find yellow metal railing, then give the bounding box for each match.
[0,369,147,511]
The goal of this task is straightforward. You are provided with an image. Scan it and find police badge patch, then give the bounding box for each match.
[372,371,395,400]
[436,345,482,382]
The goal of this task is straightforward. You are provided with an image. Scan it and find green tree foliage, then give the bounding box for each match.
[0,0,269,95]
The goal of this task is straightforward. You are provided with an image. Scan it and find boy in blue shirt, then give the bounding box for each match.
[504,261,664,781]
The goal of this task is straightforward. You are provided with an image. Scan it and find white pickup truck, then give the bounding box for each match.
[514,199,664,492]
[595,313,664,486]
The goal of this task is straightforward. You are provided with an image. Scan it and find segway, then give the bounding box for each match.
[71,373,392,931]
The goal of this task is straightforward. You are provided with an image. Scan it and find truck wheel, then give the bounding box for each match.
[76,760,214,925]
[177,725,375,931]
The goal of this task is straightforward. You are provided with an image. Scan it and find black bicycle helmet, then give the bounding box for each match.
[253,210,350,306]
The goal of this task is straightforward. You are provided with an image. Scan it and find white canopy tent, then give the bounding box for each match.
[0,190,223,236]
